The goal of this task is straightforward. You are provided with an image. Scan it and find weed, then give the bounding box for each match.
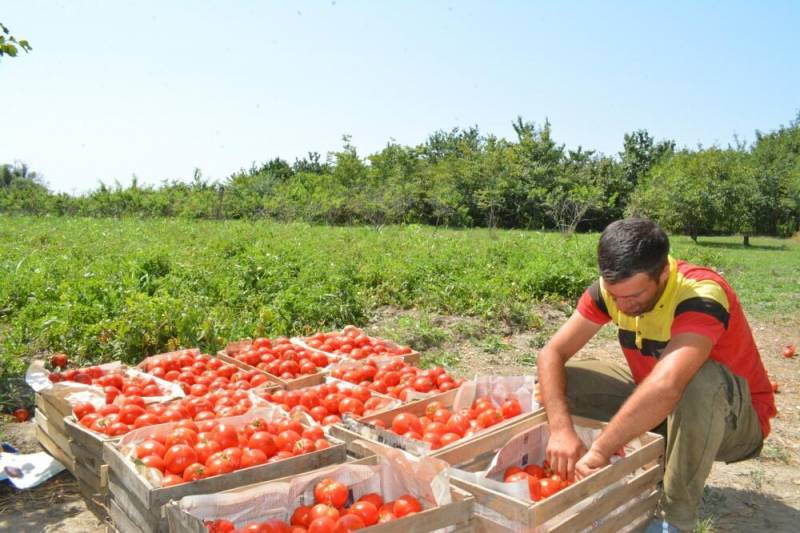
[420,350,461,370]
[480,334,513,354]
[520,352,538,366]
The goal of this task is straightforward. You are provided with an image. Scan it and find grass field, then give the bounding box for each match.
[1,215,798,409]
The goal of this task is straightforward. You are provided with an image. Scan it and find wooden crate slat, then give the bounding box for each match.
[35,423,75,473]
[109,497,150,533]
[36,392,71,432]
[593,489,661,533]
[75,458,109,494]
[34,408,72,454]
[547,463,663,533]
[108,472,164,533]
[65,416,113,457]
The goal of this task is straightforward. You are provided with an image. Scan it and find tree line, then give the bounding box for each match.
[3,114,799,242]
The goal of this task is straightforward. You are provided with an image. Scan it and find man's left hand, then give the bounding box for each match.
[575,448,610,480]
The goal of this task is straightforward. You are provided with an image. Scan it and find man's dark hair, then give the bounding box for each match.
[598,218,670,283]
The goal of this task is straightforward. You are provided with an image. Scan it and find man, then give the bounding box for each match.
[537,218,776,532]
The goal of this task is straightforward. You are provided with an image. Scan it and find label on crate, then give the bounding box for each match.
[341,415,431,455]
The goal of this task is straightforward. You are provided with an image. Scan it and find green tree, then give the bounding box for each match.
[0,22,32,58]
[629,148,762,244]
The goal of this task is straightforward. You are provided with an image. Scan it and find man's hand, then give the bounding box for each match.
[575,448,610,480]
[546,427,587,481]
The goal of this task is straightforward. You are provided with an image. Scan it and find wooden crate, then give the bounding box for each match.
[164,446,475,533]
[438,415,664,532]
[64,415,115,496]
[103,433,348,533]
[35,390,73,432]
[329,388,546,458]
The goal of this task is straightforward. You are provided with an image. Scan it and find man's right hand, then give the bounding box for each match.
[546,427,588,481]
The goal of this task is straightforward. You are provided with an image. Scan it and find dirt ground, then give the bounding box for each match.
[0,306,797,532]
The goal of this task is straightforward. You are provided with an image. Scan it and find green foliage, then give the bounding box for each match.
[628,148,766,243]
[0,218,599,392]
[0,22,32,58]
[3,114,800,240]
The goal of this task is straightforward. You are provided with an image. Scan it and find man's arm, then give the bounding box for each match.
[575,332,713,479]
[538,311,604,481]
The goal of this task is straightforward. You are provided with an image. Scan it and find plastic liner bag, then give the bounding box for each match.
[453,374,538,413]
[170,440,451,529]
[25,359,184,408]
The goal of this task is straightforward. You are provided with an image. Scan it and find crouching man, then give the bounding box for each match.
[537,218,776,532]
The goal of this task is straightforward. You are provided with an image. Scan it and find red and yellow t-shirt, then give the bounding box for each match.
[576,256,776,438]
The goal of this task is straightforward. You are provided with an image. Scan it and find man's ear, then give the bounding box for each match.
[659,261,670,284]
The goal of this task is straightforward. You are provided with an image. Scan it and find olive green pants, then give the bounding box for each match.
[565,359,764,531]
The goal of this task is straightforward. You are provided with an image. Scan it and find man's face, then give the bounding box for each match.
[603,266,669,316]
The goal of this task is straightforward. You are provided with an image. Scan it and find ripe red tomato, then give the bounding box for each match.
[182,462,206,482]
[50,353,68,368]
[72,402,96,421]
[348,501,378,526]
[166,427,199,448]
[140,454,165,471]
[240,448,267,468]
[391,413,422,435]
[307,516,337,533]
[315,479,348,507]
[784,344,796,358]
[248,432,278,457]
[334,514,365,531]
[525,464,546,478]
[13,408,29,422]
[501,398,522,418]
[205,519,235,533]
[357,492,384,509]
[136,440,167,459]
[291,505,312,527]
[309,503,340,522]
[392,494,421,517]
[539,477,560,498]
[164,444,198,475]
[212,423,239,449]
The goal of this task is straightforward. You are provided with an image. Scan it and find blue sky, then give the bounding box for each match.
[2,1,798,194]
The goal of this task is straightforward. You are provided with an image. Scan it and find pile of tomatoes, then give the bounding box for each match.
[373,396,523,450]
[133,415,332,488]
[329,358,462,400]
[73,388,261,437]
[502,462,572,501]
[205,477,423,532]
[47,365,167,400]
[259,381,395,425]
[303,326,414,361]
[225,338,332,380]
[142,351,273,395]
